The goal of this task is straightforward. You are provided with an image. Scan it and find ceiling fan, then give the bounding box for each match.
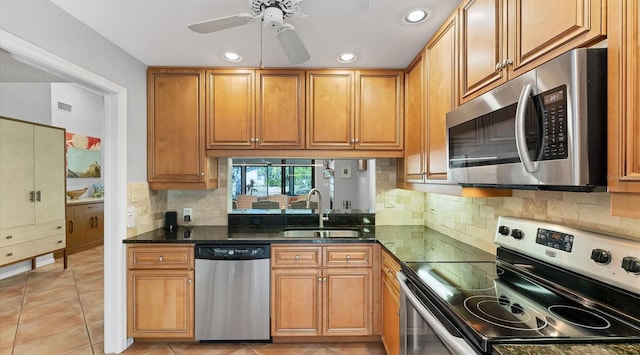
[188,0,370,65]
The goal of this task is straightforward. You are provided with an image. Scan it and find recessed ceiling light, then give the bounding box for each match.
[338,53,356,63]
[223,52,242,62]
[402,8,431,24]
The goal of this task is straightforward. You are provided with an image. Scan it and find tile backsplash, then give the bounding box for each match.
[424,190,640,255]
[129,158,639,255]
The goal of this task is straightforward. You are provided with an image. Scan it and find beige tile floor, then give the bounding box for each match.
[0,246,386,355]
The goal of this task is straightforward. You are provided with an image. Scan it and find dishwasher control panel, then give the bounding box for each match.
[195,244,270,260]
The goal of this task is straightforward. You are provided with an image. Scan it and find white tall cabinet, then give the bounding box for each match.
[0,117,67,268]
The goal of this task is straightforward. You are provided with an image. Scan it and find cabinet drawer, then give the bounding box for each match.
[271,246,321,267]
[324,245,373,267]
[0,220,66,247]
[382,250,401,291]
[0,233,66,265]
[127,245,194,269]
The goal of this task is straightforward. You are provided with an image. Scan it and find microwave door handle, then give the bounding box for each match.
[515,84,537,173]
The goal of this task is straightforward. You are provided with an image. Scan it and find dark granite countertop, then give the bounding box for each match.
[493,343,640,355]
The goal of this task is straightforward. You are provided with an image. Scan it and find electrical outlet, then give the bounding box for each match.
[127,206,136,228]
[183,208,192,222]
[384,195,397,208]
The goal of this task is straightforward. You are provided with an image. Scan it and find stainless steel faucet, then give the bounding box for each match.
[306,188,328,228]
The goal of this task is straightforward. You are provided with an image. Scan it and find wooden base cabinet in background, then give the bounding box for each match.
[65,201,103,255]
[271,244,378,338]
[381,249,401,355]
[127,244,195,339]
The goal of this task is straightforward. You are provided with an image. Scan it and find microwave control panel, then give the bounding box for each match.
[540,85,568,161]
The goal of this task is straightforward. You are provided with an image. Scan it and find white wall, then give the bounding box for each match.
[0,82,51,124]
[51,83,104,195]
[0,0,147,181]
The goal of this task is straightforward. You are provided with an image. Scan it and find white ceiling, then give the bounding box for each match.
[49,0,462,69]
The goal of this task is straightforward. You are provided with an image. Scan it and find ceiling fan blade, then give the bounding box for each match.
[276,25,311,64]
[188,13,255,33]
[302,0,370,16]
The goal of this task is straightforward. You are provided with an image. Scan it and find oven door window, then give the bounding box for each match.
[405,298,454,355]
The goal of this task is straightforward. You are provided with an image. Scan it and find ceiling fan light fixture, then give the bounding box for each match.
[223,52,242,62]
[338,53,356,63]
[402,8,431,24]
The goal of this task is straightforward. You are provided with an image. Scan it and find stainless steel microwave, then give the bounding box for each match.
[446,48,607,191]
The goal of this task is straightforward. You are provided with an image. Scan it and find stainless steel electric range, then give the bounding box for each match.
[397,216,640,354]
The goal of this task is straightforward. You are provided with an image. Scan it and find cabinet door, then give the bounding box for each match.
[425,14,457,180]
[271,268,322,336]
[306,70,354,149]
[256,70,305,149]
[355,71,403,150]
[0,119,36,229]
[66,204,94,253]
[508,0,606,77]
[607,0,640,217]
[205,69,254,149]
[404,55,426,182]
[147,69,206,184]
[460,0,507,102]
[323,268,372,336]
[127,269,194,338]
[382,276,400,355]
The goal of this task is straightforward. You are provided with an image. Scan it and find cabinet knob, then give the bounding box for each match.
[5,235,12,239]
[323,277,327,282]
[188,279,192,284]
[254,138,259,143]
[346,255,351,260]
[317,277,322,282]
[159,256,164,262]
[200,172,205,176]
[295,255,300,260]
[354,138,360,143]
[503,58,513,67]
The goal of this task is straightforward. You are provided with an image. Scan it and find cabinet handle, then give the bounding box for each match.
[94,216,99,228]
[36,191,41,202]
[57,240,63,244]
[295,255,300,260]
[7,252,13,257]
[397,310,400,317]
[159,256,163,262]
[69,220,74,234]
[5,235,12,240]
[30,191,35,202]
[57,225,62,229]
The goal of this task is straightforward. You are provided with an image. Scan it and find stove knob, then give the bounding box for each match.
[498,226,510,236]
[511,303,524,315]
[621,257,640,274]
[511,229,523,240]
[590,249,611,265]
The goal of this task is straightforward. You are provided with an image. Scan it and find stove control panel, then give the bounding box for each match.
[495,216,640,295]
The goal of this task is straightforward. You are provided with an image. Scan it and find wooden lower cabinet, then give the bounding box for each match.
[381,249,401,355]
[127,244,195,339]
[271,244,375,337]
[66,201,103,255]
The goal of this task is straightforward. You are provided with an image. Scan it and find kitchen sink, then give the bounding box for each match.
[280,228,361,239]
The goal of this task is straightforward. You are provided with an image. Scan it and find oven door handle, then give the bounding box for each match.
[397,272,477,355]
[515,83,537,173]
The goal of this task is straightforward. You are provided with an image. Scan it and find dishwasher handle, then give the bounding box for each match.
[195,244,271,260]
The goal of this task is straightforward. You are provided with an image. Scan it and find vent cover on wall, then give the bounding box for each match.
[57,101,72,112]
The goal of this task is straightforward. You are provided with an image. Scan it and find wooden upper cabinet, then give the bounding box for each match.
[425,14,458,180]
[306,70,354,150]
[256,70,305,149]
[460,0,606,102]
[147,68,216,190]
[460,0,507,102]
[404,54,426,183]
[205,69,254,149]
[607,0,640,218]
[307,70,402,151]
[355,70,403,150]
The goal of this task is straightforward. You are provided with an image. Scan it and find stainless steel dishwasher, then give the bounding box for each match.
[195,244,270,342]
